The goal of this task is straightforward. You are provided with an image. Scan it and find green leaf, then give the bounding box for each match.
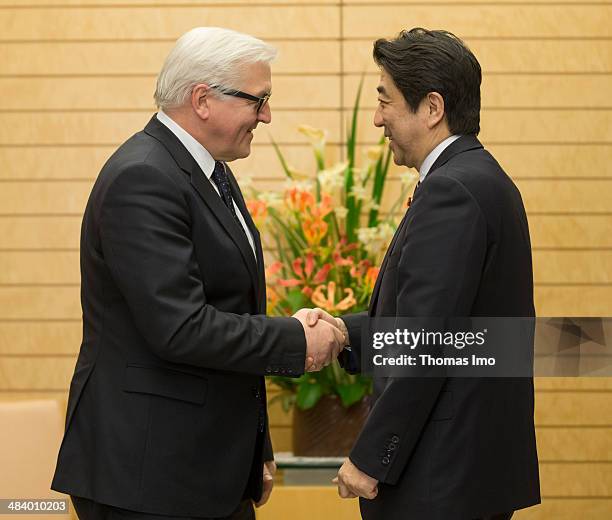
[330,359,345,385]
[337,383,367,408]
[268,375,297,391]
[296,381,323,410]
[270,136,294,179]
[267,209,306,258]
[368,144,392,227]
[347,77,363,168]
[344,77,364,242]
[281,394,296,413]
[285,289,307,313]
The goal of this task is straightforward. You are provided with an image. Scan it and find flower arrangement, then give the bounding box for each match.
[244,84,418,411]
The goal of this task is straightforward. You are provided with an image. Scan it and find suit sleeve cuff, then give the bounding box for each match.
[263,316,307,378]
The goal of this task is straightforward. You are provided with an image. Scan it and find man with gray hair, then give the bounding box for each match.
[51,27,344,520]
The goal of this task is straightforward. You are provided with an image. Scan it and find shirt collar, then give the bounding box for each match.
[156,110,216,179]
[419,134,461,182]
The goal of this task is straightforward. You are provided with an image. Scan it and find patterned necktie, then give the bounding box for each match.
[210,161,242,226]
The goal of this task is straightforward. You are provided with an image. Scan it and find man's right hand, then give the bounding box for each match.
[293,309,345,372]
[304,307,348,345]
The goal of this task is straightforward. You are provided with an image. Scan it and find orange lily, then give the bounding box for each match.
[309,193,333,220]
[278,253,333,297]
[364,266,380,291]
[246,199,268,226]
[350,259,373,280]
[302,218,328,246]
[286,188,315,214]
[311,281,357,312]
[265,261,283,278]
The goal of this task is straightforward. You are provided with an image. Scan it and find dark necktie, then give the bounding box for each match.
[211,161,242,227]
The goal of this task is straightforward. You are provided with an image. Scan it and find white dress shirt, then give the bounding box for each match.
[419,134,462,183]
[156,110,256,258]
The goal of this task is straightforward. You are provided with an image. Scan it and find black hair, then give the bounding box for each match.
[373,28,481,135]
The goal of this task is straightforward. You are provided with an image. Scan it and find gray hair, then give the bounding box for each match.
[154,27,277,110]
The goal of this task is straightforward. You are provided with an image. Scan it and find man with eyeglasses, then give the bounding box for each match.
[51,27,346,520]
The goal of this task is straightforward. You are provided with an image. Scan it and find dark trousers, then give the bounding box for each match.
[71,497,255,520]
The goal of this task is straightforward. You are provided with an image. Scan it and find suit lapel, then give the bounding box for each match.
[189,169,259,293]
[368,211,410,316]
[144,115,260,298]
[225,166,267,313]
[368,135,484,316]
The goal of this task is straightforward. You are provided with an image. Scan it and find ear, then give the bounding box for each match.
[191,83,211,121]
[425,92,445,129]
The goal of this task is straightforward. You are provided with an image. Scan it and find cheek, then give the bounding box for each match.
[216,118,236,137]
[238,117,255,134]
[224,124,245,145]
[395,122,414,142]
[221,112,246,133]
[386,114,399,131]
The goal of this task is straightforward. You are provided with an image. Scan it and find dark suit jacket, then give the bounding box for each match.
[51,115,306,517]
[342,136,540,520]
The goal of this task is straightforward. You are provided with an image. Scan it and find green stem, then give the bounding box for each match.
[270,137,294,179]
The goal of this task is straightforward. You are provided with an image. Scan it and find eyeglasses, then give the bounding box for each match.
[212,86,271,113]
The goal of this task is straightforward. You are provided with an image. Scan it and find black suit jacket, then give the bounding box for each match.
[342,136,540,519]
[51,116,306,517]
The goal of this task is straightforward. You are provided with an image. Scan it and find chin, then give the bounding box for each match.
[237,147,251,159]
[226,147,250,161]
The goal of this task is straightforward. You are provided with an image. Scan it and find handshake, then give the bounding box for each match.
[293,308,349,372]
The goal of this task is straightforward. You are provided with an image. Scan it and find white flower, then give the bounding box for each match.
[357,227,377,246]
[298,124,326,143]
[352,167,366,184]
[283,179,314,191]
[334,206,349,219]
[350,184,368,201]
[399,170,418,187]
[237,173,253,189]
[318,161,348,192]
[377,222,395,244]
[298,125,327,155]
[357,223,395,255]
[366,144,384,163]
[363,200,380,212]
[258,191,283,209]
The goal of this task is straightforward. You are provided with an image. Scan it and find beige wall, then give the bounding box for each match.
[1,0,611,517]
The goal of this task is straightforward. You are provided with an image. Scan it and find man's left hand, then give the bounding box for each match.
[255,460,276,508]
[332,458,378,500]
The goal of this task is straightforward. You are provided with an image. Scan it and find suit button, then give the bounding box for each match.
[391,435,399,443]
[273,367,279,374]
[388,443,396,451]
[265,366,272,373]
[252,387,260,398]
[382,456,390,465]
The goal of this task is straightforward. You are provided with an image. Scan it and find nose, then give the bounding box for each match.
[373,106,383,128]
[258,102,272,124]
